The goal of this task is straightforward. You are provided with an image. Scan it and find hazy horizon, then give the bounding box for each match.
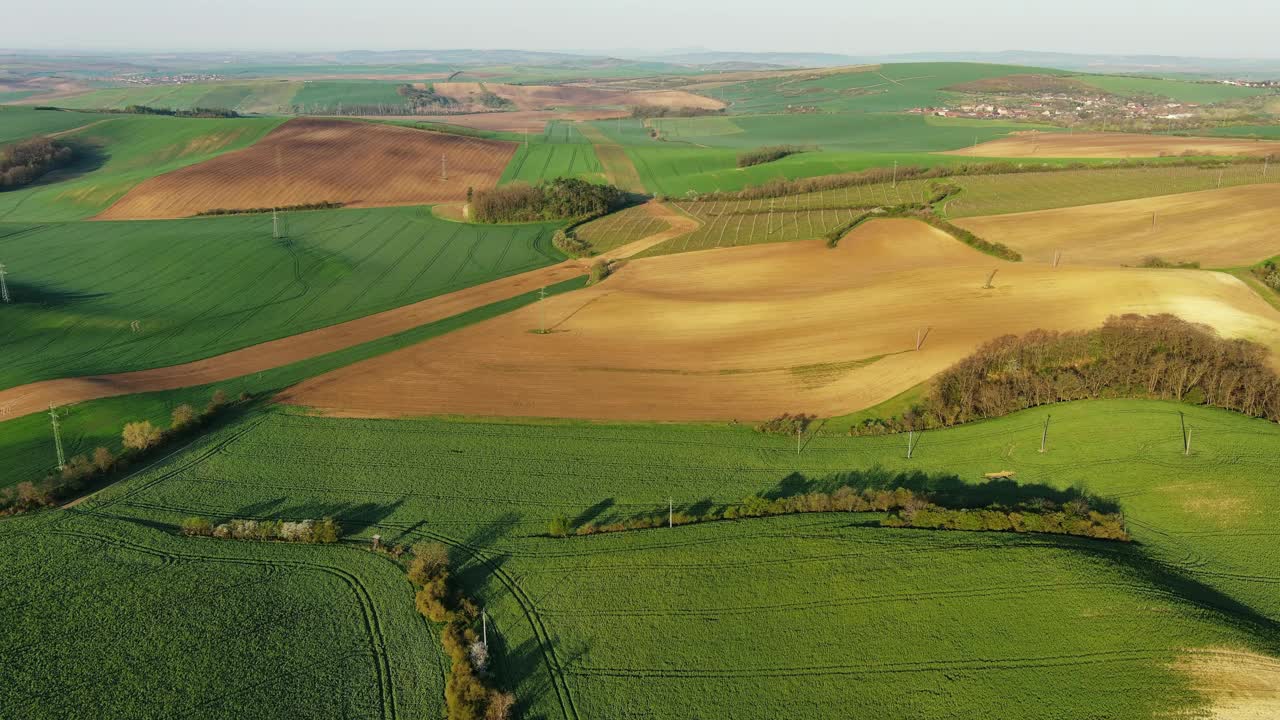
[4,0,1277,59]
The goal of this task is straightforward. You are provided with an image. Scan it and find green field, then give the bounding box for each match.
[4,398,1277,718]
[0,106,112,145]
[704,62,1070,114]
[1074,74,1272,104]
[499,121,605,184]
[0,114,284,221]
[0,206,564,390]
[290,80,414,113]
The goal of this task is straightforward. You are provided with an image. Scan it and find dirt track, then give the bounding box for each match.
[956,184,1280,267]
[97,118,516,219]
[946,131,1280,159]
[0,262,585,423]
[280,219,1280,422]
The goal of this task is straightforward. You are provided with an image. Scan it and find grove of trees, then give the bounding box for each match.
[0,136,76,190]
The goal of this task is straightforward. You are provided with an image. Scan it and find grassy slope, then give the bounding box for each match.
[5,398,1277,718]
[56,81,309,113]
[1074,74,1271,104]
[0,276,587,486]
[0,206,564,390]
[704,62,1069,114]
[0,114,284,221]
[498,120,605,185]
[0,107,114,144]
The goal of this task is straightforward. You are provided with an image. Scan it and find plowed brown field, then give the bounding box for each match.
[955,184,1280,267]
[281,218,1280,421]
[946,130,1280,159]
[97,118,516,219]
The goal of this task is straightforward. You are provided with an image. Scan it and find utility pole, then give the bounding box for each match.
[668,497,673,528]
[0,262,9,303]
[1039,415,1050,453]
[906,429,917,459]
[49,404,66,471]
[538,285,547,333]
[441,154,448,181]
[1185,427,1192,456]
[482,609,488,649]
[892,161,898,188]
[983,268,999,289]
[272,208,280,240]
[1179,411,1188,454]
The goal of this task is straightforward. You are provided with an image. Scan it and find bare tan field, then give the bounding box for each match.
[946,130,1280,159]
[280,219,1280,422]
[0,261,586,423]
[430,82,724,111]
[362,109,630,133]
[97,118,516,219]
[1177,648,1280,719]
[955,184,1280,267]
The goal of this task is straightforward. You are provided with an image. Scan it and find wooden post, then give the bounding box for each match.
[1180,411,1187,453]
[983,269,999,289]
[1185,427,1192,456]
[1052,250,1061,268]
[1039,415,1050,453]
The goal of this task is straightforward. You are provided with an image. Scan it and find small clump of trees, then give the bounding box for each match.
[737,145,804,168]
[112,104,240,119]
[0,136,76,190]
[1254,259,1280,293]
[180,516,341,543]
[754,412,816,436]
[0,389,241,516]
[395,83,456,112]
[851,314,1280,436]
[405,542,515,720]
[557,485,1128,542]
[471,177,625,224]
[1139,256,1201,270]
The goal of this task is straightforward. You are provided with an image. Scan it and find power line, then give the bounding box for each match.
[49,404,66,471]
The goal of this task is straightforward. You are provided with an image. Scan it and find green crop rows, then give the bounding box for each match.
[3,398,1275,718]
[0,206,563,390]
[574,204,670,254]
[499,121,605,185]
[0,106,113,145]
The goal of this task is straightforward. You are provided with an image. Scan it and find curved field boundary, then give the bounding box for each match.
[576,124,646,194]
[0,260,586,423]
[946,131,1280,159]
[590,201,702,261]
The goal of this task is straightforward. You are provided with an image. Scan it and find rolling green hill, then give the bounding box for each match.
[0,114,284,221]
[0,206,563,390]
[3,398,1277,718]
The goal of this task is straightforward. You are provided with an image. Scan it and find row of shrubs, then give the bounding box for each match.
[737,145,805,168]
[195,201,343,216]
[0,388,244,515]
[686,155,1272,203]
[405,543,514,720]
[470,177,625,224]
[112,104,240,118]
[629,105,725,119]
[1255,259,1280,292]
[180,517,341,543]
[550,486,1128,542]
[0,136,76,190]
[851,314,1280,435]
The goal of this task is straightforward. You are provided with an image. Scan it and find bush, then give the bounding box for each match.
[485,691,515,720]
[587,259,611,284]
[180,517,214,536]
[408,542,451,585]
[755,412,816,436]
[416,579,453,623]
[171,404,196,431]
[92,447,115,472]
[737,145,804,168]
[552,228,593,258]
[548,516,570,538]
[122,420,163,451]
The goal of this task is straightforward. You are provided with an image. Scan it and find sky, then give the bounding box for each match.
[3,0,1277,59]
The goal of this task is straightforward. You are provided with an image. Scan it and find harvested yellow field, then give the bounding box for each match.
[955,184,1280,267]
[1177,648,1280,719]
[947,130,1280,158]
[281,219,1280,421]
[98,118,515,219]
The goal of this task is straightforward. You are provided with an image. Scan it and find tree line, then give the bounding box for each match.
[550,485,1128,542]
[470,177,625,224]
[0,136,76,190]
[737,145,805,168]
[180,516,341,543]
[853,314,1280,435]
[0,388,245,515]
[404,542,515,720]
[110,104,241,119]
[628,105,725,119]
